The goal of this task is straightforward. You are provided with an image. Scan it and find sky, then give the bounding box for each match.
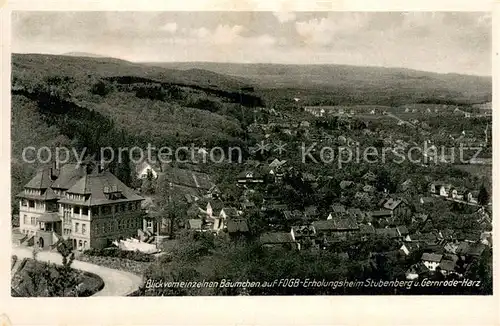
[12,11,492,76]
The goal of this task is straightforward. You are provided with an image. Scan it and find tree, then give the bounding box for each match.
[43,240,81,297]
[478,184,490,206]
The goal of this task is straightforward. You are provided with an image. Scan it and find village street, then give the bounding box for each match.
[12,245,143,296]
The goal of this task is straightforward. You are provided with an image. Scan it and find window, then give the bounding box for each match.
[23,215,28,224]
[82,224,87,235]
[82,207,89,215]
[31,217,36,225]
[147,220,153,229]
[75,223,79,233]
[78,240,83,248]
[21,199,27,207]
[29,200,35,208]
[74,206,80,214]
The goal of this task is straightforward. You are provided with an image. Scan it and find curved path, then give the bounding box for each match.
[12,246,143,296]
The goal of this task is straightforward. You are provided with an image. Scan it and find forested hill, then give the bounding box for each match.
[147,62,492,106]
[11,54,267,213]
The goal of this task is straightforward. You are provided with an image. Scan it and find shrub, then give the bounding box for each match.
[83,248,155,262]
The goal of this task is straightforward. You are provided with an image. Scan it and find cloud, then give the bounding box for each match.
[273,11,296,23]
[295,13,369,45]
[160,22,177,33]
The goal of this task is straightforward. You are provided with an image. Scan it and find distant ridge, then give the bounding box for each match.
[63,52,106,58]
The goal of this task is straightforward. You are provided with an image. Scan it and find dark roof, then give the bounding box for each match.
[284,210,306,221]
[24,167,54,189]
[292,225,316,236]
[421,252,443,262]
[456,241,470,255]
[312,220,336,232]
[381,198,404,210]
[188,219,202,230]
[396,226,409,236]
[221,207,239,218]
[304,206,319,216]
[402,242,420,252]
[438,259,457,271]
[466,243,486,257]
[60,171,144,206]
[50,163,86,189]
[370,210,392,218]
[17,187,58,201]
[260,232,295,244]
[227,219,249,233]
[331,204,346,213]
[359,224,375,234]
[375,228,400,238]
[314,215,358,232]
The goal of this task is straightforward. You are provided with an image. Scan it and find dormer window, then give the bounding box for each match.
[104,185,123,200]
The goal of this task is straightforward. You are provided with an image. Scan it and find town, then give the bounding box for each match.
[9,12,492,297]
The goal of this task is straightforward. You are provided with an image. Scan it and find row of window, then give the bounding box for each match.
[91,218,142,235]
[74,222,87,235]
[21,200,36,208]
[23,215,36,225]
[59,202,141,217]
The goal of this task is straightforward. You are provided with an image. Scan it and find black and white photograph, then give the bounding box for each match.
[8,10,493,299]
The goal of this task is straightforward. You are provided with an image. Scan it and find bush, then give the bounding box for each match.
[83,248,155,262]
[77,271,104,297]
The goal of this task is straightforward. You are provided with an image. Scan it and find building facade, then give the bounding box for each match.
[17,164,144,250]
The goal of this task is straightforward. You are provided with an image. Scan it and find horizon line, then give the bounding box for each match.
[11,51,492,78]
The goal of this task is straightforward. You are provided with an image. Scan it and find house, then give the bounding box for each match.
[370,210,393,221]
[421,253,443,271]
[213,207,240,232]
[226,219,250,235]
[268,159,287,182]
[339,180,354,190]
[406,232,439,246]
[438,254,461,276]
[283,210,307,223]
[330,204,346,214]
[304,206,319,219]
[379,198,411,219]
[375,228,401,239]
[400,242,421,256]
[412,213,429,224]
[346,208,367,224]
[429,182,452,197]
[187,219,203,231]
[316,214,359,234]
[400,179,413,192]
[465,242,486,258]
[18,163,145,250]
[362,172,377,183]
[260,232,299,249]
[135,160,161,180]
[359,224,375,236]
[406,262,428,280]
[291,225,316,241]
[237,171,264,184]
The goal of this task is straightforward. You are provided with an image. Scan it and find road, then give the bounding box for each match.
[12,246,143,297]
